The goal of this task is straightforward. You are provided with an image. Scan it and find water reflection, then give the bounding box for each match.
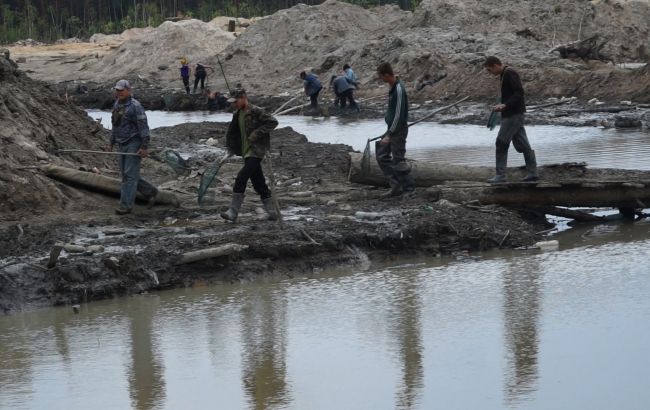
[240,288,291,409]
[388,270,424,409]
[2,233,650,409]
[127,297,166,410]
[502,258,541,405]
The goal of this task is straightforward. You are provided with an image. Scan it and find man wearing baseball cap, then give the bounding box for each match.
[106,79,158,215]
[221,88,280,222]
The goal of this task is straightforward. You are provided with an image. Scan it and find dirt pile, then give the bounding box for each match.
[214,1,430,95]
[80,19,236,84]
[417,0,650,61]
[0,54,109,217]
[211,0,650,103]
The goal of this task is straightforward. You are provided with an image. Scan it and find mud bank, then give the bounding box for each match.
[0,122,547,313]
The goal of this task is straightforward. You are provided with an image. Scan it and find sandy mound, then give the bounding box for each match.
[212,1,437,94]
[81,19,236,84]
[210,0,650,102]
[0,54,109,217]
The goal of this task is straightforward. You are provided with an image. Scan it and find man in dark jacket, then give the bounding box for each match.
[221,89,279,222]
[376,62,414,198]
[484,56,538,182]
[106,80,158,215]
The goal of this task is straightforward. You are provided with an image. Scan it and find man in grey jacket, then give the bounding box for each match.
[106,80,158,215]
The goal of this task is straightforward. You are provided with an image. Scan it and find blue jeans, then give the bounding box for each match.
[118,138,157,209]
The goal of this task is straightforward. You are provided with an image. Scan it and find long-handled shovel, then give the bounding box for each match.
[360,96,469,175]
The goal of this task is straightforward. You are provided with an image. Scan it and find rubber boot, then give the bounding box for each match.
[522,150,539,181]
[262,197,278,221]
[220,193,244,222]
[381,176,402,198]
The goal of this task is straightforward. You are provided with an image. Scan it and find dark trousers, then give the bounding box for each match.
[233,157,272,200]
[375,128,414,192]
[339,89,357,109]
[182,76,190,94]
[309,87,322,109]
[193,74,206,93]
[495,114,537,176]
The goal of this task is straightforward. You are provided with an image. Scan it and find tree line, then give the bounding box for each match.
[0,0,420,44]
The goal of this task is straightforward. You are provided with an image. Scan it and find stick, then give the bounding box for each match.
[365,96,470,144]
[407,96,469,127]
[273,93,302,115]
[357,95,385,103]
[264,154,284,228]
[57,149,154,157]
[276,103,309,116]
[216,54,231,94]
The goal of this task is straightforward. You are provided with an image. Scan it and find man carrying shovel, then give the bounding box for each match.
[220,88,279,223]
[375,62,415,198]
[106,79,158,215]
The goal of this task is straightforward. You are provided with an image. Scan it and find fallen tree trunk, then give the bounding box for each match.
[42,164,179,206]
[348,152,591,186]
[349,153,650,187]
[549,34,608,60]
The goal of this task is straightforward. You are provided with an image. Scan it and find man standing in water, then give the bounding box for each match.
[107,80,158,215]
[376,62,415,198]
[300,70,322,113]
[221,88,279,222]
[484,56,539,182]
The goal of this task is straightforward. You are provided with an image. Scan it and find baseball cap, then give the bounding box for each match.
[114,79,131,91]
[227,88,246,103]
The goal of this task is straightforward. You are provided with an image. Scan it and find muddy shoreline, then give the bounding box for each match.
[0,122,549,313]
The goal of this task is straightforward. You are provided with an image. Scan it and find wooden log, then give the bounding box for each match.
[349,154,650,188]
[549,34,608,60]
[42,164,179,207]
[47,243,64,269]
[348,152,590,187]
[174,243,248,265]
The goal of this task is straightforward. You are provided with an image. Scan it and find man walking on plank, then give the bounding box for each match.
[484,56,539,183]
[376,62,415,198]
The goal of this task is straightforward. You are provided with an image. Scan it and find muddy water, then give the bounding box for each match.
[2,220,650,409]
[89,110,650,170]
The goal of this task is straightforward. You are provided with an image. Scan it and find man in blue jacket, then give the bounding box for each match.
[376,62,414,198]
[106,80,158,215]
[330,74,358,110]
[300,70,322,111]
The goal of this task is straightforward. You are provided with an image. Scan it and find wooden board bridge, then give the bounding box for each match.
[348,153,650,220]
